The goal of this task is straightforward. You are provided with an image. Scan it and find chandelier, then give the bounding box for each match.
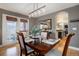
[28,3,46,18]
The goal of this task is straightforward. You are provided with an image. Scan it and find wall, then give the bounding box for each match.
[29,17,38,32]
[37,5,79,48]
[0,8,28,45]
[37,13,56,32]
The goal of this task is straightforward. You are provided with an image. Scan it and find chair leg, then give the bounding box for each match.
[25,53,27,56]
[32,51,36,55]
[20,50,22,56]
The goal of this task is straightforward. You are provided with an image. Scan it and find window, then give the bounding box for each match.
[20,19,28,31]
[6,16,17,42]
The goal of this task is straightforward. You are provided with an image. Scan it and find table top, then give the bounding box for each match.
[25,39,60,55]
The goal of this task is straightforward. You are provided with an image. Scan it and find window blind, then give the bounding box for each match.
[6,16,17,21]
[20,19,27,22]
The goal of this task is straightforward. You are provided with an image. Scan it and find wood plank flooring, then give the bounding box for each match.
[0,44,19,56]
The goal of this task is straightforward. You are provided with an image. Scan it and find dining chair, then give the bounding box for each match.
[19,31,27,38]
[17,32,34,56]
[45,33,75,56]
[47,32,56,39]
[41,31,47,40]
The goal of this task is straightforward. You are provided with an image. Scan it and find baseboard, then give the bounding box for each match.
[69,46,79,51]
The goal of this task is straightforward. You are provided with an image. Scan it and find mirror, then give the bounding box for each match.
[40,19,52,31]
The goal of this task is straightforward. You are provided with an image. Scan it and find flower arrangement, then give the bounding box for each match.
[31,26,41,36]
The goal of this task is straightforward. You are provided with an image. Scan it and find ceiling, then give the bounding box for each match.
[0,3,78,18]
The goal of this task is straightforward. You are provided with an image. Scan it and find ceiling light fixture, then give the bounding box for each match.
[28,4,46,18]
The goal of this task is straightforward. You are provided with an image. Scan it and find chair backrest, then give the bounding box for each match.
[41,31,47,40]
[20,31,27,38]
[17,32,27,51]
[47,32,56,39]
[62,33,75,56]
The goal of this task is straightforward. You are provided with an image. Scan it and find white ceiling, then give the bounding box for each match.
[0,3,78,17]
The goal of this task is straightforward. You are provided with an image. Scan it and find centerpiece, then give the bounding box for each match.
[31,26,41,44]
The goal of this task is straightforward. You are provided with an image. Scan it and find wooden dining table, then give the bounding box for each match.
[25,38,60,56]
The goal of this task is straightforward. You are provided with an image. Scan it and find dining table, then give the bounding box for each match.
[25,38,60,56]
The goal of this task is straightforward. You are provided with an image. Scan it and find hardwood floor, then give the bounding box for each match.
[0,43,79,56]
[0,44,19,56]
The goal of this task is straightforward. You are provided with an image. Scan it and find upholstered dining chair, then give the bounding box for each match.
[17,32,34,56]
[41,31,47,40]
[19,31,27,38]
[45,33,75,56]
[47,32,56,39]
